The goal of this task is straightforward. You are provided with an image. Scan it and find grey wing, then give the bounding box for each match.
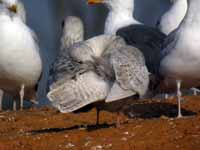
[117,24,167,75]
[48,51,81,88]
[109,46,149,99]
[160,29,178,60]
[47,71,110,113]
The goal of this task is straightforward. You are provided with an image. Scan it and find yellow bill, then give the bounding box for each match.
[87,0,104,5]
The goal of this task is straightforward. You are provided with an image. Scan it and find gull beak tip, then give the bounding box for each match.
[87,0,103,5]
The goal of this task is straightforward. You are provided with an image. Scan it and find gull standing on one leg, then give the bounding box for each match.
[48,16,149,127]
[159,0,200,118]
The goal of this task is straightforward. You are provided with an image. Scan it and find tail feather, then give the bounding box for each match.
[47,72,110,113]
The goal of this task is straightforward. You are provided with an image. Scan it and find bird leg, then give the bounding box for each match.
[13,99,17,111]
[19,84,25,111]
[176,80,182,118]
[164,93,169,99]
[116,111,124,128]
[96,108,100,126]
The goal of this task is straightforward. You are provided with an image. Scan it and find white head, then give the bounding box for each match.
[87,0,139,34]
[0,0,26,22]
[61,16,84,50]
[0,3,15,21]
[0,0,18,11]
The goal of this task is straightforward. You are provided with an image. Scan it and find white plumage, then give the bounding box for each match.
[157,0,187,35]
[101,0,141,35]
[0,0,26,22]
[0,5,42,110]
[159,0,200,117]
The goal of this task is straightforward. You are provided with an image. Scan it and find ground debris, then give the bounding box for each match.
[0,96,199,150]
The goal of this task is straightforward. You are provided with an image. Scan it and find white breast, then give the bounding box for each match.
[0,17,42,88]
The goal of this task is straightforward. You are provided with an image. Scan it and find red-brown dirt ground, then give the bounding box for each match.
[0,96,200,150]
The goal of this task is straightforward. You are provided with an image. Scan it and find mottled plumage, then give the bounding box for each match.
[109,46,149,100]
[48,15,149,127]
[116,24,166,75]
[48,16,84,86]
[48,35,126,112]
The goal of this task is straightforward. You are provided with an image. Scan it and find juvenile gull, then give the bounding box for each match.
[0,5,42,110]
[159,0,200,117]
[157,0,187,35]
[47,16,149,126]
[48,37,149,126]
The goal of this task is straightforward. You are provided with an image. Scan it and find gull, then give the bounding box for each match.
[87,0,166,82]
[47,16,149,126]
[157,0,200,97]
[0,0,26,110]
[0,5,42,110]
[159,0,200,118]
[157,0,200,96]
[157,0,187,35]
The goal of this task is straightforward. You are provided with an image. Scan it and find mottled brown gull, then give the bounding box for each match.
[47,16,149,126]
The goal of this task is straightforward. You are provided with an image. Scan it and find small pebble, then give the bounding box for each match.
[123,131,129,135]
[64,134,69,138]
[176,145,180,149]
[84,141,91,147]
[66,142,75,148]
[121,137,127,141]
[91,145,103,150]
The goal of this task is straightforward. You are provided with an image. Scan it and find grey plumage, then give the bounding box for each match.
[116,24,166,75]
[48,16,149,125]
[48,16,84,85]
[48,35,125,113]
[108,46,149,101]
[48,71,111,113]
